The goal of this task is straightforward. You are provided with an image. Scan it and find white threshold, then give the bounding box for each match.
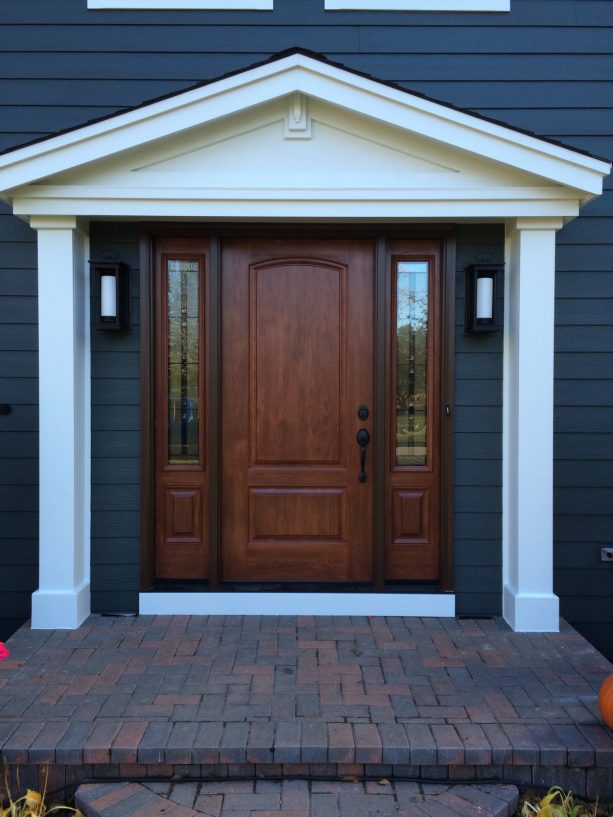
[139,591,456,617]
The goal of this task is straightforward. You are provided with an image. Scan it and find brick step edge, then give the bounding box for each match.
[76,779,521,817]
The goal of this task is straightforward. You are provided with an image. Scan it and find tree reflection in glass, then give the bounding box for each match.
[395,261,428,466]
[167,259,200,463]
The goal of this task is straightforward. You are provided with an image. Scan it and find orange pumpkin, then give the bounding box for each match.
[599,674,613,729]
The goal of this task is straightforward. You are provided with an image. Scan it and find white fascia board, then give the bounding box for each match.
[16,184,579,201]
[0,66,300,189]
[326,0,509,9]
[0,53,608,194]
[295,67,610,194]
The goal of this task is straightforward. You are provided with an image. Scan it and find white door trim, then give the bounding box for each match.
[139,592,456,617]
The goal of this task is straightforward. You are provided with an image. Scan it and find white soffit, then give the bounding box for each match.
[0,51,609,216]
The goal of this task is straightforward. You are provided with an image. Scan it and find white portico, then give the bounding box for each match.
[0,51,608,631]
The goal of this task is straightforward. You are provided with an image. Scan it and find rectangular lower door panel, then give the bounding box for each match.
[388,487,438,579]
[392,488,430,543]
[250,488,344,540]
[164,485,204,541]
[244,543,348,580]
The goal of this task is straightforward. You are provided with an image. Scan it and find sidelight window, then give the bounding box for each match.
[394,259,429,467]
[167,259,201,464]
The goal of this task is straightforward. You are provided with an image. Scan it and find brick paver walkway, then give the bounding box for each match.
[76,778,521,817]
[0,615,611,801]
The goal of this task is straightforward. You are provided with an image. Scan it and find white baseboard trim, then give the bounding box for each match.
[139,591,456,617]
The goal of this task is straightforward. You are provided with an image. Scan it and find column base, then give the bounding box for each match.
[503,583,559,632]
[31,582,91,629]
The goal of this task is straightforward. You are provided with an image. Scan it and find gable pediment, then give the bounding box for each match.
[0,50,608,220]
[44,96,552,193]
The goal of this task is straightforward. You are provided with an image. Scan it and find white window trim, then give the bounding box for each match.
[87,0,273,9]
[325,0,509,10]
[88,0,507,8]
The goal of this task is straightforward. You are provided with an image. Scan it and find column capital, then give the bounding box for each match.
[30,215,78,231]
[30,216,89,238]
[506,217,565,236]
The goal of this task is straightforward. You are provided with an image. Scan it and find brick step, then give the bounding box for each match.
[3,615,612,801]
[76,779,521,817]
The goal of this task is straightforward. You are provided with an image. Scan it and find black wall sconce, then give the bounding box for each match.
[91,261,131,332]
[464,263,503,334]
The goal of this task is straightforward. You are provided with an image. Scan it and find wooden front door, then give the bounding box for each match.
[150,233,446,588]
[221,238,374,581]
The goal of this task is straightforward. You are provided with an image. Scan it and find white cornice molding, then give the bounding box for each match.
[0,53,609,203]
[12,191,581,221]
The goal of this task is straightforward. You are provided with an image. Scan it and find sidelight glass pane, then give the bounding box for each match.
[395,260,428,467]
[167,259,200,464]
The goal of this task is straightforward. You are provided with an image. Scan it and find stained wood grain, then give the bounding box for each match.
[221,238,374,582]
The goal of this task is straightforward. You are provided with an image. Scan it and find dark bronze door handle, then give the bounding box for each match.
[356,428,370,483]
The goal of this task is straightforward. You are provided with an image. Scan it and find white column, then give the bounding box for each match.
[31,216,91,629]
[502,217,562,632]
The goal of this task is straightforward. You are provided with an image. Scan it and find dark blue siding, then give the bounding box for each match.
[554,212,613,661]
[0,0,611,656]
[0,204,38,640]
[90,223,141,615]
[454,226,504,617]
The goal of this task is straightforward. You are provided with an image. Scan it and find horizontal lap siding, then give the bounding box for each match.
[0,203,38,640]
[90,223,141,615]
[554,218,613,661]
[0,0,610,656]
[454,226,504,617]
